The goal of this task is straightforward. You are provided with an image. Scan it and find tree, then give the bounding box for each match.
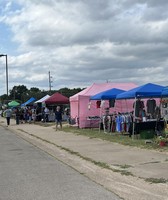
[0,94,8,102]
[29,87,41,93]
[1,85,84,103]
[9,85,28,102]
[28,87,42,100]
[58,87,84,97]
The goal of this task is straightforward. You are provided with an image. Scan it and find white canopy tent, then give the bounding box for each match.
[34,95,50,104]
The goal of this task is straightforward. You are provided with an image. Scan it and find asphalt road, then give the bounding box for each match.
[0,126,121,200]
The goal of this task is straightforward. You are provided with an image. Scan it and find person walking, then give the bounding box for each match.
[4,107,12,126]
[55,106,62,131]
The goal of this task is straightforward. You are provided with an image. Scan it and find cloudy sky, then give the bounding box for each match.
[0,0,168,95]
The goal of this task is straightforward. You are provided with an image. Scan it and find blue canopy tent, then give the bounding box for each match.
[161,86,168,97]
[116,83,165,138]
[116,83,165,99]
[90,88,126,132]
[21,97,36,107]
[90,88,126,100]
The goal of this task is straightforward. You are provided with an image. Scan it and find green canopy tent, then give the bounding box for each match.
[8,100,20,107]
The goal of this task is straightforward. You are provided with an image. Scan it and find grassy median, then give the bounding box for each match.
[35,121,168,151]
[62,125,168,151]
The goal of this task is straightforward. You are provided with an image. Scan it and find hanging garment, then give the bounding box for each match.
[146,99,156,115]
[125,114,132,132]
[133,100,144,117]
[116,115,122,132]
[96,101,101,108]
[111,115,116,132]
[121,115,126,132]
[109,99,115,108]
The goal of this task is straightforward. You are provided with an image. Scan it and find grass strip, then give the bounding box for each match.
[22,131,134,177]
[145,178,168,184]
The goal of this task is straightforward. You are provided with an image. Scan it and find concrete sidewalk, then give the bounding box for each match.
[0,117,168,200]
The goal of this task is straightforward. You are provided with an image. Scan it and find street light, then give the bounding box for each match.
[0,54,8,96]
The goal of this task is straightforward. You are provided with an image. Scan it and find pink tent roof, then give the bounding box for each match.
[70,82,138,101]
[45,92,69,104]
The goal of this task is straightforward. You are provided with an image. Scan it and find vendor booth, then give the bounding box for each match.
[21,97,36,107]
[44,92,69,105]
[44,92,69,122]
[34,95,50,104]
[161,86,168,122]
[90,88,126,132]
[70,82,137,128]
[34,95,50,121]
[90,88,126,100]
[8,100,20,107]
[116,83,165,138]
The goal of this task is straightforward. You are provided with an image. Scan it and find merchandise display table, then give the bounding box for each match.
[129,120,165,136]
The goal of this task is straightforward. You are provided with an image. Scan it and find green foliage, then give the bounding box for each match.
[29,87,41,93]
[63,126,168,151]
[28,87,42,100]
[9,85,28,102]
[57,87,84,98]
[145,177,168,184]
[155,136,168,143]
[0,94,8,101]
[1,85,84,104]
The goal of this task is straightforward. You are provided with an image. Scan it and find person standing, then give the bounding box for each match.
[20,108,24,123]
[24,108,28,123]
[15,108,20,125]
[32,110,36,123]
[27,107,32,124]
[64,108,70,123]
[55,106,62,131]
[4,107,12,126]
[44,107,50,122]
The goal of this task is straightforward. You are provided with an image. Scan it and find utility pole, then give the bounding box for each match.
[48,71,53,92]
[0,54,8,96]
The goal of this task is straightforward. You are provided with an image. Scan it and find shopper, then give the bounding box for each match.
[44,107,50,122]
[32,110,36,123]
[15,108,20,125]
[27,107,32,124]
[4,107,12,126]
[24,108,28,123]
[55,106,62,131]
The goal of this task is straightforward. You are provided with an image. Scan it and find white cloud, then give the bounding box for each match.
[0,0,168,95]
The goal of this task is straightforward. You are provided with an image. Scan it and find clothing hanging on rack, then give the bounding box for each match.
[146,98,156,116]
[133,99,144,117]
[109,99,115,108]
[96,101,101,108]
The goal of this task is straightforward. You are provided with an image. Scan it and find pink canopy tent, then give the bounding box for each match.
[70,82,137,128]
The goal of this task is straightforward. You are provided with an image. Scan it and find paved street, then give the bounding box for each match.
[0,117,168,200]
[0,126,120,200]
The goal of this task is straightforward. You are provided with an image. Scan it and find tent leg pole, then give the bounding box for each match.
[132,97,137,140]
[99,101,102,132]
[132,122,135,140]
